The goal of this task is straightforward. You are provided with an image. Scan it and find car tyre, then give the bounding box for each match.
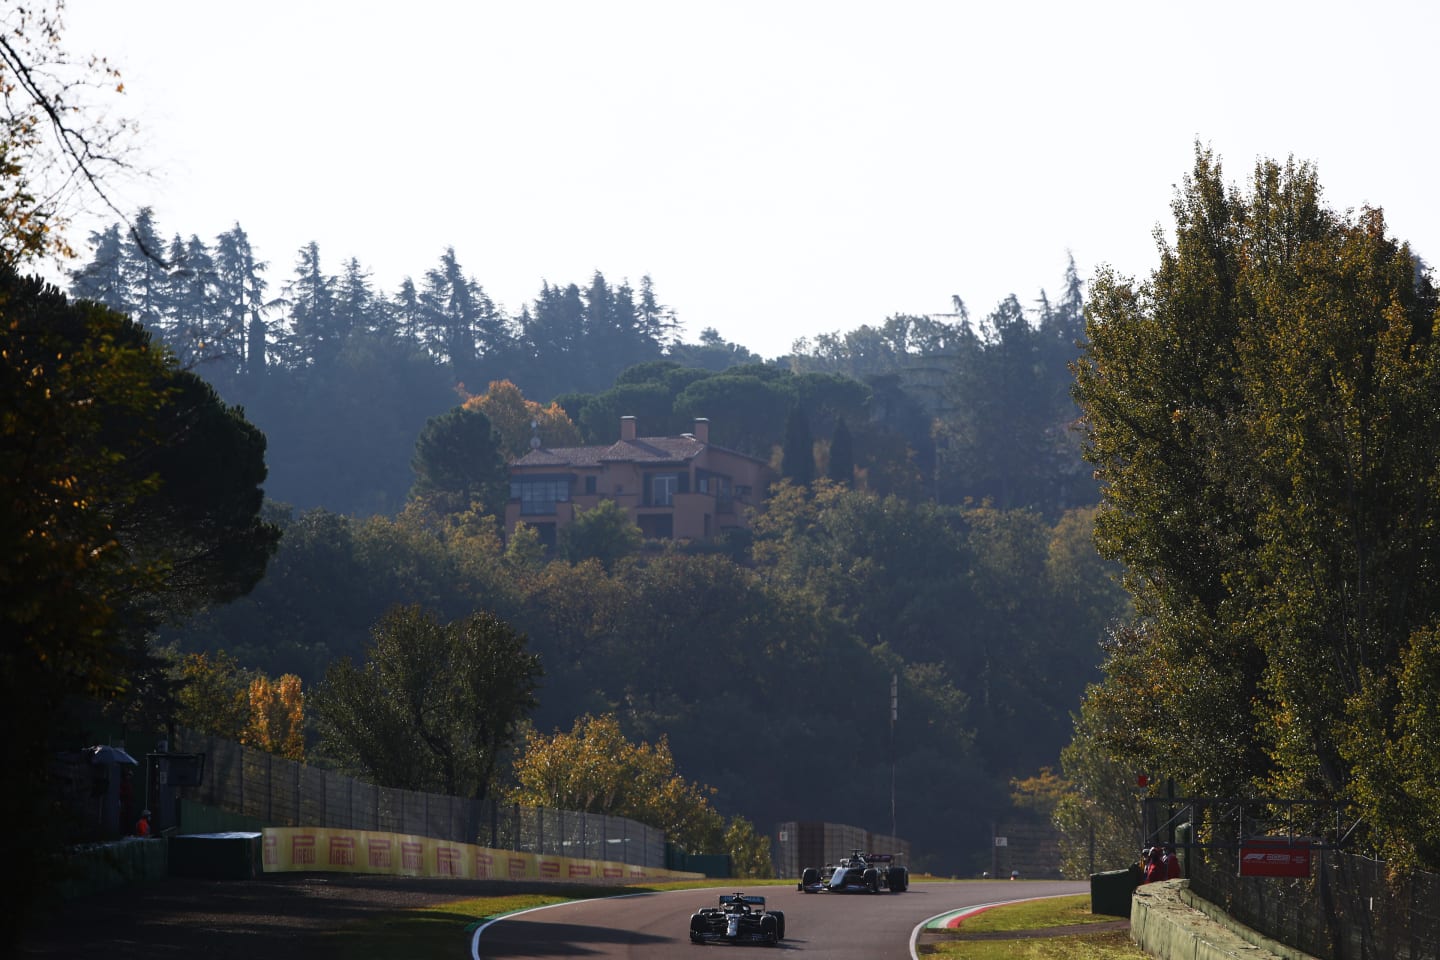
[770,910,785,939]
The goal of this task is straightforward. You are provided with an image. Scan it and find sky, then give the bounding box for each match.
[60,1,1440,360]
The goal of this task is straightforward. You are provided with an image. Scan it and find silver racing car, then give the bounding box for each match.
[688,892,786,945]
[798,849,909,893]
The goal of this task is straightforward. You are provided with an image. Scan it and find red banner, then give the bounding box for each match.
[1239,838,1313,877]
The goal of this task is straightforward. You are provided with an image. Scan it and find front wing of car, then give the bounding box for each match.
[690,915,775,944]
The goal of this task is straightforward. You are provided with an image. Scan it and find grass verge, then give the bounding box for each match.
[918,894,1149,960]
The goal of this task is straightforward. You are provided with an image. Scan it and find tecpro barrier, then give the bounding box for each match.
[262,826,704,883]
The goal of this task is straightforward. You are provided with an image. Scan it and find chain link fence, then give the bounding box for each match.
[171,729,667,867]
[1187,845,1440,960]
[1147,796,1440,960]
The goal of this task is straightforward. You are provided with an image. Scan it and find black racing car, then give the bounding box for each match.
[798,849,909,893]
[689,892,786,945]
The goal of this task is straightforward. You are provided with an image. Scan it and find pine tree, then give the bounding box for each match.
[168,234,221,368]
[335,257,378,341]
[124,207,169,333]
[280,241,338,367]
[638,274,677,345]
[389,277,425,346]
[213,223,270,384]
[69,223,131,314]
[421,247,478,368]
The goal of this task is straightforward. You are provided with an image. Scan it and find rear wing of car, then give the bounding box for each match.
[861,853,897,863]
[719,894,766,907]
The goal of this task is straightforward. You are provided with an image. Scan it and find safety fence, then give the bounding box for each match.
[1188,846,1440,960]
[261,825,700,882]
[171,729,667,868]
[1145,796,1440,960]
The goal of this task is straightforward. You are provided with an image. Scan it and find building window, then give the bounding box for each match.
[698,470,732,497]
[584,476,597,495]
[511,477,570,515]
[651,473,678,506]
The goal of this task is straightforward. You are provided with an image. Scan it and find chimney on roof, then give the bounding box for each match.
[620,415,637,442]
[693,418,710,444]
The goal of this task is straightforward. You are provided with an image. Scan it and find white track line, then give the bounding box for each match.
[470,891,666,960]
[909,893,1082,960]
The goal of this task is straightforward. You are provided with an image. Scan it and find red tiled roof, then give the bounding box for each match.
[513,436,704,468]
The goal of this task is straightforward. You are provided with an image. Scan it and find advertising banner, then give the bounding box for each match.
[261,827,702,883]
[1238,837,1313,878]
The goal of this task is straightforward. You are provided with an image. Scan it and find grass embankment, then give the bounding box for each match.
[918,894,1149,959]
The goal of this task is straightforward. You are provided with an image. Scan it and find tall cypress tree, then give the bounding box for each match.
[781,405,815,486]
[827,416,854,487]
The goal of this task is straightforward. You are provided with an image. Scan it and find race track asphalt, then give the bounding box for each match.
[18,874,1088,959]
[474,879,1089,959]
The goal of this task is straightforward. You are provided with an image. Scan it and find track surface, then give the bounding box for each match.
[18,875,1087,959]
[476,879,1088,959]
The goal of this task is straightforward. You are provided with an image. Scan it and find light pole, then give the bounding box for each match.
[889,672,897,841]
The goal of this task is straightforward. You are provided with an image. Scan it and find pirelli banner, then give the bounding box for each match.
[261,827,703,882]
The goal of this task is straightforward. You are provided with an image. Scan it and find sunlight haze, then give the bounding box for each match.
[64,0,1440,358]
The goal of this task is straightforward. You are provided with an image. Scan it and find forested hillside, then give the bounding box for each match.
[70,215,1093,518]
[69,215,1124,873]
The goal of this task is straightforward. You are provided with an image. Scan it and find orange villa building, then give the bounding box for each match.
[505,416,774,546]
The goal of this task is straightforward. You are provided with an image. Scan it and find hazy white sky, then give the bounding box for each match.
[62,1,1440,359]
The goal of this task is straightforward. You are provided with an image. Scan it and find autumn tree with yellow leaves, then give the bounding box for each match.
[461,379,581,459]
[508,713,773,877]
[173,651,304,760]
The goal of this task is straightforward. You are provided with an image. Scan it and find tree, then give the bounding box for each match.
[2,268,276,941]
[420,247,508,384]
[409,405,508,515]
[508,713,725,854]
[724,817,776,879]
[827,416,854,486]
[123,207,169,332]
[334,257,378,343]
[665,326,760,371]
[0,2,134,268]
[171,651,304,760]
[1072,148,1440,854]
[68,223,129,312]
[245,673,305,761]
[280,241,338,366]
[162,233,220,367]
[461,379,582,459]
[212,222,271,385]
[113,369,280,626]
[3,268,278,663]
[173,650,251,741]
[310,605,541,801]
[780,405,815,485]
[521,281,590,391]
[559,499,643,570]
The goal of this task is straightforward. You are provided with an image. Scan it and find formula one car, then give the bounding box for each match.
[798,850,909,893]
[689,892,785,945]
